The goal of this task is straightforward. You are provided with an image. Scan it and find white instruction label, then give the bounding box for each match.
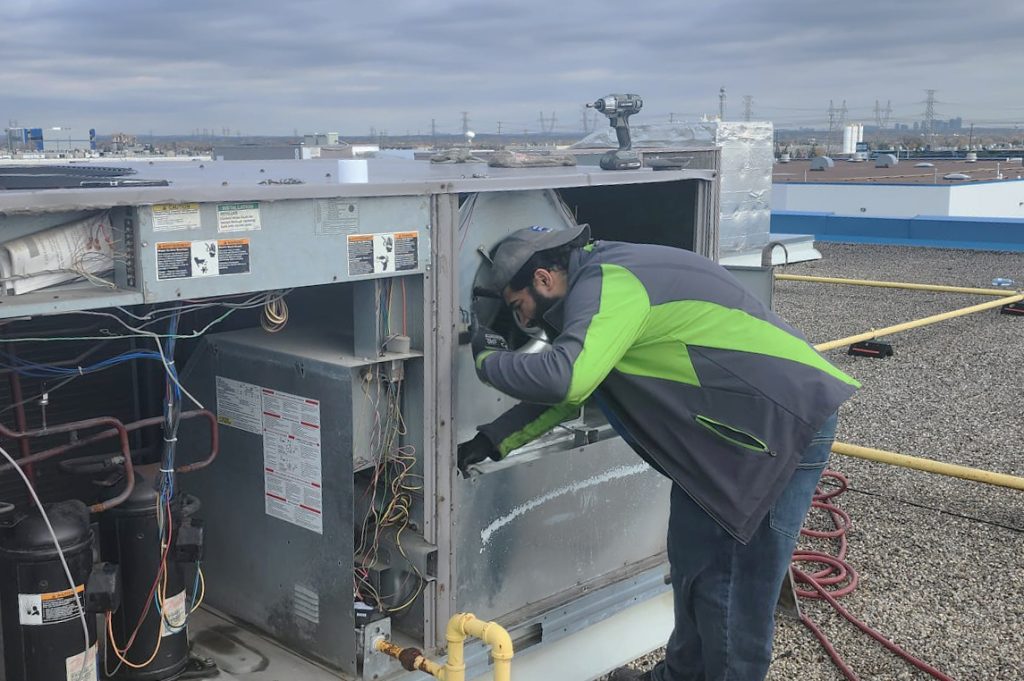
[216,376,263,434]
[152,203,201,232]
[261,387,323,534]
[217,202,262,233]
[19,584,84,626]
[160,590,187,637]
[315,198,359,235]
[347,231,419,276]
[189,240,219,277]
[65,643,97,681]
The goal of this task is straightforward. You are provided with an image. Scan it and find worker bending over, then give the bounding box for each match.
[459,224,859,681]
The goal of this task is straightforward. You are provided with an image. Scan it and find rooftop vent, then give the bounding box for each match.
[810,156,834,171]
[914,162,935,168]
[875,154,899,168]
[943,173,971,181]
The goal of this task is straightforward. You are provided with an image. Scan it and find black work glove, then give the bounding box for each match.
[457,432,500,476]
[470,323,510,362]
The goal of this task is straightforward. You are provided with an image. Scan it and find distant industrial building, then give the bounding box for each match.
[772,157,1024,251]
[214,132,379,161]
[4,126,96,154]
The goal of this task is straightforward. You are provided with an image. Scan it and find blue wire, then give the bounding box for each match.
[0,351,166,378]
[152,561,202,635]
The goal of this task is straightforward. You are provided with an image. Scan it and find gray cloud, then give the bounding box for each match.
[2,0,1022,135]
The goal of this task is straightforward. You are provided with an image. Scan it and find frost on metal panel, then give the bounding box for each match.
[573,121,774,257]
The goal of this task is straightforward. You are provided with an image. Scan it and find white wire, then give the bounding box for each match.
[0,444,93,681]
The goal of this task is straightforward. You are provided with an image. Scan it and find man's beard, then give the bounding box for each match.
[528,285,560,337]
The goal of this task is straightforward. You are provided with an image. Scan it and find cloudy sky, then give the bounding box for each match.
[3,0,1023,136]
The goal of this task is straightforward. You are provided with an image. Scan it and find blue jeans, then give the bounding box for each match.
[651,414,838,681]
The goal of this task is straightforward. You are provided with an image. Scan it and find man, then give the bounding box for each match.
[459,223,859,681]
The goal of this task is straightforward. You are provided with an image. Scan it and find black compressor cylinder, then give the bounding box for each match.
[0,499,98,681]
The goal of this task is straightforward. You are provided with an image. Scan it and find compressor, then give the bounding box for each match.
[100,472,203,680]
[0,499,97,681]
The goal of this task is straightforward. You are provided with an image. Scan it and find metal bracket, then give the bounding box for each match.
[360,618,401,681]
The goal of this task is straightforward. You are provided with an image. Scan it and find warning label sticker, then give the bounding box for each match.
[19,584,85,626]
[189,240,219,277]
[156,239,250,279]
[160,590,187,637]
[347,231,418,276]
[155,241,191,280]
[152,203,201,232]
[261,387,323,534]
[218,238,251,275]
[65,643,96,681]
[216,376,262,434]
[315,198,360,235]
[217,202,262,233]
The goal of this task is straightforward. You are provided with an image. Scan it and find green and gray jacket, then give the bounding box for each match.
[475,240,859,544]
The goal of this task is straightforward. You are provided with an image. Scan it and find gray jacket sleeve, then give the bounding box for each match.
[477,401,581,459]
[476,263,650,405]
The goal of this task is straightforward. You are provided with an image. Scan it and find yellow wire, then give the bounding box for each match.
[106,612,162,669]
[190,568,206,613]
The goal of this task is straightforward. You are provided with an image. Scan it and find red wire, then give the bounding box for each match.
[791,470,956,681]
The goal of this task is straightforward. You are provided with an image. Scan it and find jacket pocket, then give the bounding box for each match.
[694,415,774,456]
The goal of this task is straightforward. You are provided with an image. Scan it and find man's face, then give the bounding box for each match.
[503,268,567,328]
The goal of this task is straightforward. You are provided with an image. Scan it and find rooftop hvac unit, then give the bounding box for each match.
[875,154,898,168]
[810,156,834,171]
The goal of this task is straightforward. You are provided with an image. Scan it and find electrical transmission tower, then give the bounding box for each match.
[825,100,849,153]
[874,100,893,129]
[827,101,837,154]
[537,112,557,134]
[922,89,938,142]
[719,87,727,120]
[743,95,753,122]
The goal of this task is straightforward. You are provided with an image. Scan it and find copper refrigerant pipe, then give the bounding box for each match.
[0,416,135,513]
[813,293,1024,352]
[832,442,1024,492]
[374,612,514,681]
[775,273,1022,297]
[0,409,219,475]
[7,370,35,483]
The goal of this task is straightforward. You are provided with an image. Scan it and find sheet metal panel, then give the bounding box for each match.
[179,329,362,673]
[453,436,670,622]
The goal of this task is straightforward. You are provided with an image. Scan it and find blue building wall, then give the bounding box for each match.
[772,211,1024,252]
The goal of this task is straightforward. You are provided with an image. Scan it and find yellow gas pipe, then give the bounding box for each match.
[374,613,514,681]
[775,273,1021,298]
[813,293,1024,352]
[832,441,1024,491]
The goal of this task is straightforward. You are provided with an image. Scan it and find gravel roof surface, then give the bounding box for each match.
[601,242,1024,681]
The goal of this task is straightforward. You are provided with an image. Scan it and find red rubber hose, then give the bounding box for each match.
[790,470,956,681]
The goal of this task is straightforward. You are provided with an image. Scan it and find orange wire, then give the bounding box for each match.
[106,612,162,669]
